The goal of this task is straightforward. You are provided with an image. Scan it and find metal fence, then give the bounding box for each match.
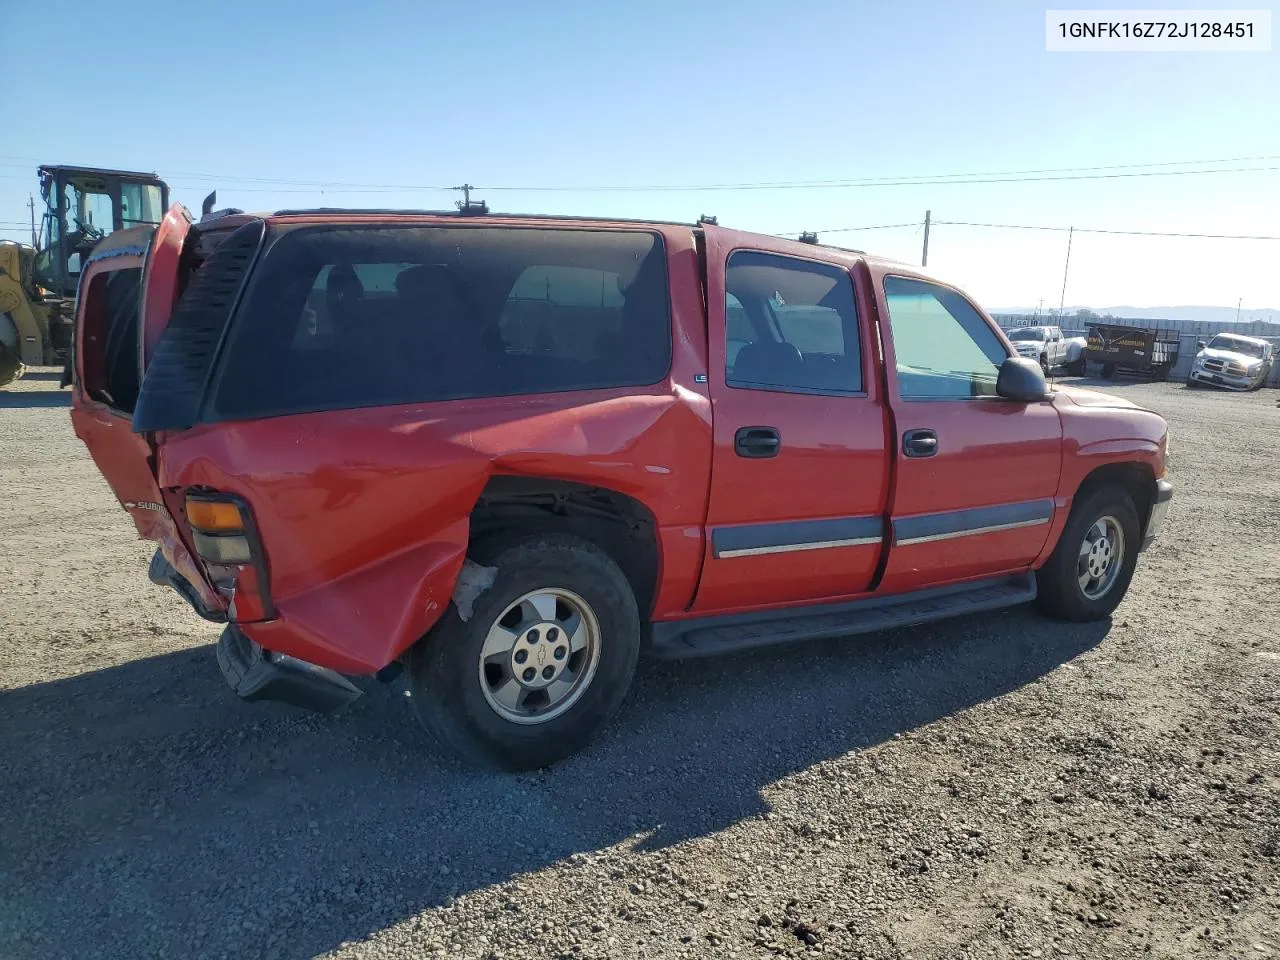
[994,315,1280,388]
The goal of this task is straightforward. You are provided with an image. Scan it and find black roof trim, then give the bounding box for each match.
[270,208,697,228]
[37,164,165,181]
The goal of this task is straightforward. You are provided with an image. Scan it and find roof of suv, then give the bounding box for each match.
[192,207,935,273]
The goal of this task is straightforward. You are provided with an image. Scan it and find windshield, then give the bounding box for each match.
[1207,335,1266,359]
[1008,327,1047,341]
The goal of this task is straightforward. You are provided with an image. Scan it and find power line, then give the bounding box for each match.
[470,164,1280,192]
[932,220,1280,241]
[0,154,1276,194]
[771,222,919,237]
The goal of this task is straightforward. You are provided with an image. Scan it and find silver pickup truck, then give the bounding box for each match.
[1006,325,1088,376]
[1186,333,1275,391]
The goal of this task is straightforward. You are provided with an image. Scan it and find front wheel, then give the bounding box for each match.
[409,534,640,770]
[1035,487,1141,621]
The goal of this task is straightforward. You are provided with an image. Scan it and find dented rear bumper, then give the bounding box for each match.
[148,548,226,623]
[216,624,362,713]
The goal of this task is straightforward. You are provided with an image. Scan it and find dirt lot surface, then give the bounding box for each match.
[1,371,1278,960]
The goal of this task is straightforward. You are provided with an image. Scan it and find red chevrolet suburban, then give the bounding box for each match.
[70,205,1172,769]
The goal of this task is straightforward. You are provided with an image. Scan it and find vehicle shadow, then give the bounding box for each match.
[0,389,71,408]
[0,609,1107,959]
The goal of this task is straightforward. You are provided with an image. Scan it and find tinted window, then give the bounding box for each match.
[883,277,1007,399]
[724,251,861,394]
[210,226,670,419]
[82,267,142,412]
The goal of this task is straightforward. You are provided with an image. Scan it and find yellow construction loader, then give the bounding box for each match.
[1,165,169,387]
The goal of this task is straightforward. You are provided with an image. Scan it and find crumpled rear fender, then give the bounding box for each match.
[243,519,471,674]
[157,387,710,675]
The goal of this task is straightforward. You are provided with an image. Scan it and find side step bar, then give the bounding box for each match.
[216,625,362,713]
[649,573,1037,659]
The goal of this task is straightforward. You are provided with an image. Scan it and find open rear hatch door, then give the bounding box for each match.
[69,205,226,619]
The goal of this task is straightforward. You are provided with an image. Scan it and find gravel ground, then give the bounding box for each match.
[1,370,1278,960]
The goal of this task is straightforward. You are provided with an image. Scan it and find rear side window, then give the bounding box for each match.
[724,251,861,394]
[210,226,670,419]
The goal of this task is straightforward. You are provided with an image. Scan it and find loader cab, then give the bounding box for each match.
[34,165,169,298]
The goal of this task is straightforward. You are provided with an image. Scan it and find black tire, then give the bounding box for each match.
[1035,486,1141,622]
[1101,363,1116,379]
[409,534,640,770]
[1039,354,1050,376]
[1067,357,1086,377]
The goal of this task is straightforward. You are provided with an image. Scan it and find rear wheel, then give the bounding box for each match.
[1101,363,1116,379]
[1066,357,1086,377]
[1035,486,1140,621]
[409,534,640,770]
[1039,354,1050,376]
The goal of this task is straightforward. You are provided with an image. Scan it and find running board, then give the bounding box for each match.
[648,573,1037,660]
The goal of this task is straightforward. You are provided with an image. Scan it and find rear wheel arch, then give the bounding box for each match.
[467,476,661,621]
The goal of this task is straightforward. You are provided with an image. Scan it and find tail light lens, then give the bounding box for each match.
[184,493,275,621]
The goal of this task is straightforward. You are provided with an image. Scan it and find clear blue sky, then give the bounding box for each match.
[3,0,1277,312]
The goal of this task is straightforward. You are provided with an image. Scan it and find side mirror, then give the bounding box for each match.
[1197,340,1206,350]
[997,356,1050,401]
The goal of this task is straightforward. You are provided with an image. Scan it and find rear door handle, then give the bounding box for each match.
[735,426,781,458]
[902,428,938,458]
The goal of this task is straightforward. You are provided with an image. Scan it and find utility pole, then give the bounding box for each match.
[1058,226,1074,315]
[1236,297,1242,324]
[921,210,931,266]
[27,195,37,248]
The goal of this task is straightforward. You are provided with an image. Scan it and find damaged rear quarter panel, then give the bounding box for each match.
[157,384,711,674]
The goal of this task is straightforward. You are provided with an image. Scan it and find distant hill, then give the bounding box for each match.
[993,305,1280,325]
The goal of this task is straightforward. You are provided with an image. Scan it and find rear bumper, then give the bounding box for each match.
[216,625,362,713]
[148,548,226,623]
[1142,478,1173,551]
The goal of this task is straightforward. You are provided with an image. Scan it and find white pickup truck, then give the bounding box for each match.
[1006,325,1087,376]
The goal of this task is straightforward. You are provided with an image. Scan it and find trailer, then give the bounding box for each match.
[1084,323,1180,381]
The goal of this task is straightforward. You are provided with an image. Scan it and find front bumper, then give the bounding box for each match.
[1141,478,1173,551]
[1189,367,1257,390]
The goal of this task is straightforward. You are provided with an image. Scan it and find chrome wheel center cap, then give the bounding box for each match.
[509,622,570,689]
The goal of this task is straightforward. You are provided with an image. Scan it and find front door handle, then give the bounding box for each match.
[902,428,938,458]
[735,425,781,458]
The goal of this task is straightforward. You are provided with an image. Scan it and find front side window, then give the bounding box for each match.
[883,276,1007,399]
[64,183,114,239]
[211,226,671,419]
[724,251,861,394]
